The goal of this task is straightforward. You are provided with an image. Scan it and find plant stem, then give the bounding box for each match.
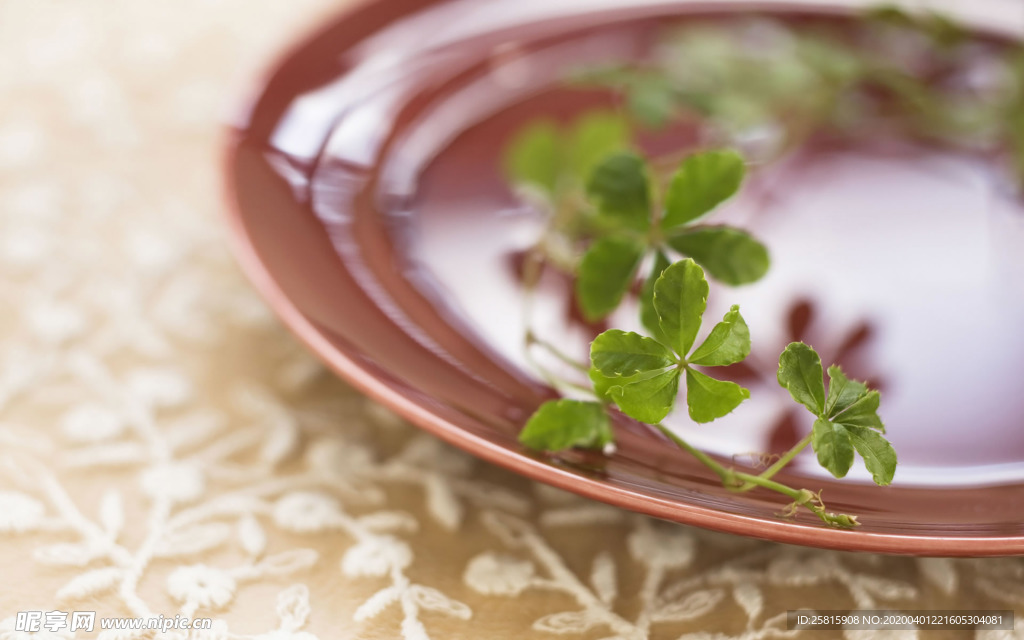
[735,433,813,492]
[523,346,592,397]
[653,423,737,485]
[730,471,803,500]
[652,423,856,528]
[528,333,590,374]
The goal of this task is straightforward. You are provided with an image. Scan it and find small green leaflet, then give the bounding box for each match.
[823,364,867,416]
[777,342,826,415]
[576,238,645,321]
[568,148,769,321]
[571,67,678,128]
[777,343,896,485]
[688,304,749,366]
[833,390,885,432]
[847,427,897,485]
[503,121,561,193]
[591,259,751,425]
[685,369,749,423]
[625,72,679,127]
[652,258,708,356]
[590,330,677,376]
[589,366,671,404]
[610,368,681,424]
[518,399,612,451]
[585,151,651,230]
[503,110,630,196]
[567,112,632,182]
[662,150,746,228]
[812,418,855,478]
[667,227,770,286]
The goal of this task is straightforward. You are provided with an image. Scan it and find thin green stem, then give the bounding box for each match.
[528,334,590,374]
[652,423,857,528]
[522,338,596,397]
[652,423,736,485]
[731,471,803,501]
[735,433,813,492]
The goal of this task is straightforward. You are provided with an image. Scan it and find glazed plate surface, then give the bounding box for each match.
[225,0,1024,555]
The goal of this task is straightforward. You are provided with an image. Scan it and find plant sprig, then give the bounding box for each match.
[506,121,770,322]
[512,146,896,527]
[778,343,895,485]
[590,259,750,424]
[519,243,895,526]
[499,6,1003,528]
[574,7,1024,182]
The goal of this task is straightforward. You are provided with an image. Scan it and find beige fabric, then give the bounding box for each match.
[0,1,1022,639]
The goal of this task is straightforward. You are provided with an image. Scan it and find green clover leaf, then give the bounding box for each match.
[812,418,855,478]
[571,148,770,323]
[688,304,751,367]
[777,342,826,416]
[585,151,652,230]
[576,237,645,321]
[609,368,682,424]
[567,111,632,179]
[779,343,896,485]
[589,258,751,425]
[503,111,630,198]
[847,427,897,485]
[685,368,750,423]
[662,149,746,228]
[832,390,885,432]
[590,329,677,377]
[519,399,613,452]
[652,258,708,357]
[666,226,770,286]
[823,365,868,417]
[503,120,561,194]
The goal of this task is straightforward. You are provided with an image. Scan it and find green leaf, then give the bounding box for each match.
[662,150,746,228]
[777,342,826,416]
[639,252,672,346]
[848,427,897,485]
[566,111,630,180]
[590,365,670,403]
[834,390,885,432]
[589,366,617,402]
[586,152,651,229]
[591,329,677,377]
[625,73,678,128]
[666,227,770,286]
[688,305,751,367]
[825,365,868,418]
[519,400,612,452]
[575,237,645,321]
[684,368,750,423]
[610,368,681,424]
[503,121,561,193]
[653,259,709,357]
[811,418,854,478]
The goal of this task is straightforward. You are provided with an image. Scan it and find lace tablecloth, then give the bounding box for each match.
[0,1,1022,639]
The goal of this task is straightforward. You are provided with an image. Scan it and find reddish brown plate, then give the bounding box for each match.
[224,0,1024,555]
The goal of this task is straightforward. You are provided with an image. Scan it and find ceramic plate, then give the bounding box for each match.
[224,0,1024,555]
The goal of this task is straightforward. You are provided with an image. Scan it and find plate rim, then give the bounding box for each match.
[221,0,1024,556]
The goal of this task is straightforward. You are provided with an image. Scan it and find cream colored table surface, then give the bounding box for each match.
[1,1,1022,639]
